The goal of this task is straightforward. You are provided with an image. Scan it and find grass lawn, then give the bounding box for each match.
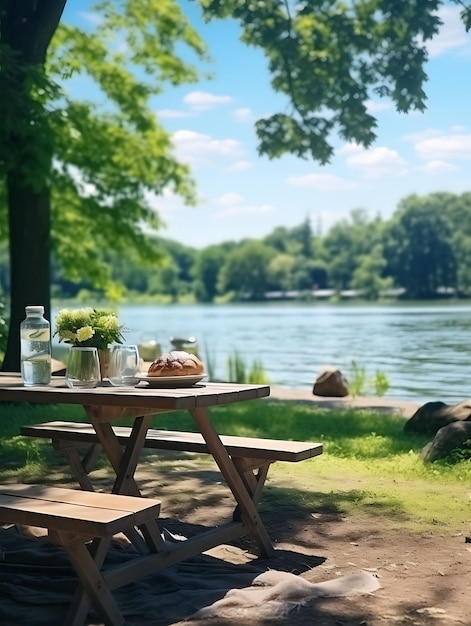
[1,398,469,533]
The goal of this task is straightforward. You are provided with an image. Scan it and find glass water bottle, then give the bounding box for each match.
[20,305,51,386]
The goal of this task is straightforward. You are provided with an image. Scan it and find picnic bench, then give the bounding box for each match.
[20,420,323,515]
[0,483,161,626]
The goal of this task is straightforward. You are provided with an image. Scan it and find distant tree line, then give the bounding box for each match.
[2,191,471,303]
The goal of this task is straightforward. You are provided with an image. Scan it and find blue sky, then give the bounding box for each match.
[62,2,471,248]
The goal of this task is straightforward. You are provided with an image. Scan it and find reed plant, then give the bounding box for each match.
[202,342,216,381]
[248,359,270,384]
[348,360,390,397]
[227,351,246,383]
[227,351,270,384]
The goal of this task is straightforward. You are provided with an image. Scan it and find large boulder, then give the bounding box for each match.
[313,367,348,397]
[404,400,471,435]
[422,421,471,462]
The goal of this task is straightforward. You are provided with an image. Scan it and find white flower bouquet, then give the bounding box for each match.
[54,308,125,350]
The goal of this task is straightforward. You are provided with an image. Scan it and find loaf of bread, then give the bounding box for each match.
[147,351,204,377]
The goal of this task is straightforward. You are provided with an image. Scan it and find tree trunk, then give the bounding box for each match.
[3,180,51,370]
[0,0,66,371]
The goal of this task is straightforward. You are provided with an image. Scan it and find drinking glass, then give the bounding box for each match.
[66,347,100,389]
[108,344,141,387]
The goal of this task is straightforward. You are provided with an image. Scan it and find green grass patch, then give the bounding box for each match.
[0,403,88,479]
[1,399,470,532]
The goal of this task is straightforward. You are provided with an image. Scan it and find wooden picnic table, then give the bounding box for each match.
[0,375,275,553]
[0,374,324,625]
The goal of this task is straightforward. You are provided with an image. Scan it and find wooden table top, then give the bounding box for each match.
[0,375,270,410]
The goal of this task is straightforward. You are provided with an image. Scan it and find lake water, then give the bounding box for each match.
[108,302,471,404]
[51,302,471,403]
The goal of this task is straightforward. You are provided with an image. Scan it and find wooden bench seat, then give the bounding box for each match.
[21,420,323,462]
[0,483,161,626]
[20,421,323,516]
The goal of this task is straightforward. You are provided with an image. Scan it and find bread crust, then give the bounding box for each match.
[148,351,204,377]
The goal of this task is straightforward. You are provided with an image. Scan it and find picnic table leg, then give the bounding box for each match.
[190,407,275,558]
[83,409,152,497]
[49,532,124,626]
[112,415,152,494]
[53,442,97,491]
[111,415,164,552]
[62,536,113,626]
[231,458,271,521]
[83,409,164,553]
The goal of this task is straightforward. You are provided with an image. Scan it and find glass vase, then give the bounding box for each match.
[66,347,100,389]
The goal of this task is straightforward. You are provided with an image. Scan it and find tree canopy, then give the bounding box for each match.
[0,0,206,368]
[200,0,443,162]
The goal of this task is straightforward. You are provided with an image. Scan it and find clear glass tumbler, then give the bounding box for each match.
[108,344,141,387]
[66,347,100,389]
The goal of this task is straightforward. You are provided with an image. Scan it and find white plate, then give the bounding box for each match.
[136,373,206,388]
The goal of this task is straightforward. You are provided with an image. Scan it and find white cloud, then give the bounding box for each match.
[427,6,470,58]
[337,143,363,156]
[157,109,193,119]
[145,189,273,231]
[344,146,409,178]
[212,192,274,218]
[418,160,459,174]
[233,108,253,122]
[227,160,252,172]
[183,91,233,111]
[172,130,244,166]
[215,203,274,218]
[142,188,210,239]
[402,128,444,143]
[286,172,359,191]
[215,192,246,206]
[414,132,471,160]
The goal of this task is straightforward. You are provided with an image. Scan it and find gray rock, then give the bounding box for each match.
[404,400,471,435]
[313,367,348,397]
[422,421,471,462]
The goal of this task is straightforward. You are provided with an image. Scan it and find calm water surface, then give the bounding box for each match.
[107,302,471,404]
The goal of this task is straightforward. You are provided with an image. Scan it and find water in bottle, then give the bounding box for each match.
[20,305,51,386]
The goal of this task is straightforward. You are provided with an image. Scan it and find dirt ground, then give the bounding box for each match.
[66,444,468,626]
[23,390,471,626]
[207,506,471,626]
[181,392,470,626]
[202,395,471,626]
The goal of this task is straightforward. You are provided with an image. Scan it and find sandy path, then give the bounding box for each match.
[269,386,421,418]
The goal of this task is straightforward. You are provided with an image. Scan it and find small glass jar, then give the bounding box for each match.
[108,344,141,387]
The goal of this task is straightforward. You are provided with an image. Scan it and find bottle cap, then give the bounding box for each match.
[25,306,45,315]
